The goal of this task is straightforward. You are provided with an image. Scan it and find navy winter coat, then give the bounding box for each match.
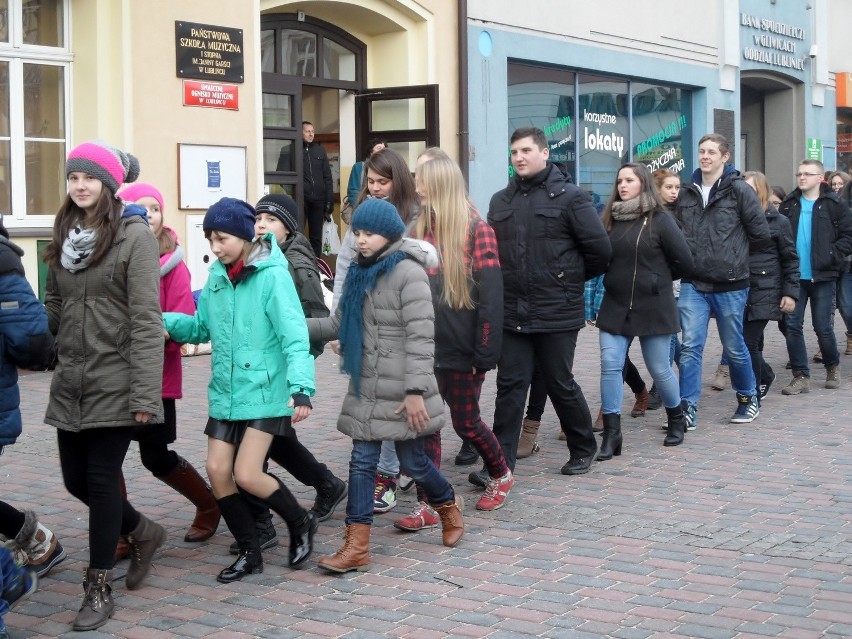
[0,236,54,445]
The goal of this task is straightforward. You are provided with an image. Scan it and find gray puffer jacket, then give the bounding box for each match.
[307,238,444,441]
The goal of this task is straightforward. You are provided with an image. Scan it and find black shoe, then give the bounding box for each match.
[288,512,318,568]
[561,456,593,475]
[467,467,489,489]
[454,440,480,466]
[217,549,263,583]
[646,383,662,411]
[759,372,776,399]
[229,522,278,555]
[311,477,347,522]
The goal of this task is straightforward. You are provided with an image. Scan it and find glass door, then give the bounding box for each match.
[261,74,302,209]
[355,85,439,169]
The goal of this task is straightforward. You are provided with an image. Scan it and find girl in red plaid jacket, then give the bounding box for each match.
[392,152,515,533]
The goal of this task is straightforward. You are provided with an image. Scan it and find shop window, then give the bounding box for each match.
[507,62,576,181]
[0,0,68,224]
[578,74,628,211]
[631,83,691,181]
[507,61,692,205]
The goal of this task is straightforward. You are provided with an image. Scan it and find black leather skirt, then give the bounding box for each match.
[204,416,293,444]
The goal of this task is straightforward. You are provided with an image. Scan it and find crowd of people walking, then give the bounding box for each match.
[1,127,851,635]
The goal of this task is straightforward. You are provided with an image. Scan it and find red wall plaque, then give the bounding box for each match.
[183,80,239,110]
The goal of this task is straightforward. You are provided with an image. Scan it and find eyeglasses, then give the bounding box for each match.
[795,172,822,178]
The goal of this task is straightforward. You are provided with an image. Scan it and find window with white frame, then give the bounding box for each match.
[0,0,70,225]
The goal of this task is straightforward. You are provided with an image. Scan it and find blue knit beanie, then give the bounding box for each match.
[204,197,257,241]
[351,198,405,240]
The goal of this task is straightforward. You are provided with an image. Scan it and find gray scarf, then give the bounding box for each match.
[611,193,657,222]
[60,224,98,272]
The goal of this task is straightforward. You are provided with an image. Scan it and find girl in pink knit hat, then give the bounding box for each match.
[116,182,221,547]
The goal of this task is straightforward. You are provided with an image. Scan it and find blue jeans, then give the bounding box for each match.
[600,332,681,414]
[347,439,454,525]
[677,283,756,407]
[837,271,852,333]
[785,279,839,376]
[377,440,399,476]
[1,546,28,618]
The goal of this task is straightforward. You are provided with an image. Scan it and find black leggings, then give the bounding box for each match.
[0,500,26,539]
[138,399,180,477]
[57,427,141,569]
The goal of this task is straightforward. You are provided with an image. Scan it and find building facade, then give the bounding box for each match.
[3,0,458,292]
[465,0,838,211]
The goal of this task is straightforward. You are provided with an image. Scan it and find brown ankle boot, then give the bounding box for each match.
[516,419,541,458]
[630,388,650,417]
[125,514,167,590]
[846,332,852,355]
[158,457,221,542]
[433,495,464,547]
[73,568,114,631]
[318,524,370,573]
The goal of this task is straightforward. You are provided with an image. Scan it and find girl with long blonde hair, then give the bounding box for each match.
[393,153,513,531]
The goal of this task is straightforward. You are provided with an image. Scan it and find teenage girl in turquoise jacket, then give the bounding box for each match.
[163,198,317,584]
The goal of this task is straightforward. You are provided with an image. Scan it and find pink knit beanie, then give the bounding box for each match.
[118,183,165,214]
[65,141,140,195]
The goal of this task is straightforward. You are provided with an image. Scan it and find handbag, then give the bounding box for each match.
[321,219,342,255]
[340,196,355,225]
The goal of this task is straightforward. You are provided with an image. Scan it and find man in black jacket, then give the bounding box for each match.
[479,127,611,481]
[301,121,333,257]
[778,159,852,394]
[675,133,770,428]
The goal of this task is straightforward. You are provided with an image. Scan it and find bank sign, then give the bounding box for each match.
[740,13,807,73]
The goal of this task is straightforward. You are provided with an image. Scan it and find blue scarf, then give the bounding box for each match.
[338,248,409,395]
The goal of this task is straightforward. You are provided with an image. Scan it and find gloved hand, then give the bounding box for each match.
[323,202,333,222]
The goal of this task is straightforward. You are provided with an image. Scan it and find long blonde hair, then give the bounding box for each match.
[414,156,474,310]
[743,170,770,211]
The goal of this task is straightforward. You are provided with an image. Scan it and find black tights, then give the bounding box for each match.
[137,399,180,477]
[0,500,26,539]
[57,427,141,569]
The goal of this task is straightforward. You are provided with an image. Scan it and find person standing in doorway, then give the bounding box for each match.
[480,126,611,483]
[674,133,770,429]
[302,121,334,257]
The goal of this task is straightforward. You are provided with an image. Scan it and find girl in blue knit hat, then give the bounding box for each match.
[162,197,318,584]
[307,197,464,574]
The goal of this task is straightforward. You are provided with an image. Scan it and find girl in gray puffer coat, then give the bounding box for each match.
[307,198,464,574]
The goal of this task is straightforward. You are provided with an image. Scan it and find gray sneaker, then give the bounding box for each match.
[781,375,810,395]
[825,364,841,389]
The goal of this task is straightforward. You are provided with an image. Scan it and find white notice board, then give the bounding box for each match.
[178,143,247,209]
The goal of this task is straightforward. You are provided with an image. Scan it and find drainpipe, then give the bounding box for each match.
[458,0,469,182]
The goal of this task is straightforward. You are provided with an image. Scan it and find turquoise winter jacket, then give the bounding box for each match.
[163,236,315,421]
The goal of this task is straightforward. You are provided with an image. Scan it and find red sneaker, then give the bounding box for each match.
[475,471,514,511]
[393,502,439,531]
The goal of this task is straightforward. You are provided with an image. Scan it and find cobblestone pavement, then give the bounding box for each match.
[4,321,851,639]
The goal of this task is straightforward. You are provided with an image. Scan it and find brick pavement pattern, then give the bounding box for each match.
[4,321,851,639]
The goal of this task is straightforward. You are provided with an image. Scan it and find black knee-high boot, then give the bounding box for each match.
[216,494,263,583]
[262,476,317,568]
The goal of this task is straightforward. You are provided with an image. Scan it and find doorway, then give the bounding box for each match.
[740,72,804,189]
